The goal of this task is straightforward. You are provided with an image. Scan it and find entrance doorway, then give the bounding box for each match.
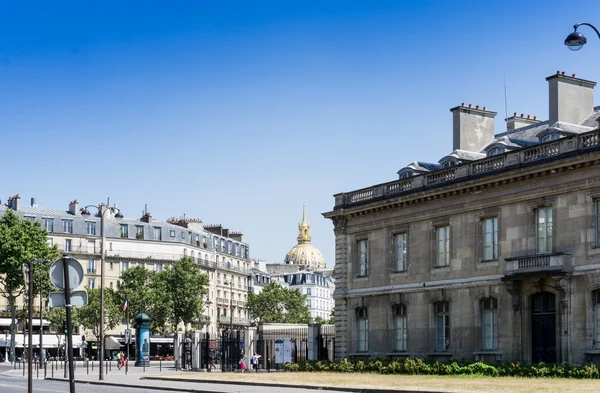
[531,291,556,363]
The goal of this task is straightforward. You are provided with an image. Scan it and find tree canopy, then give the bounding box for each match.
[77,287,122,337]
[247,282,312,324]
[169,257,209,325]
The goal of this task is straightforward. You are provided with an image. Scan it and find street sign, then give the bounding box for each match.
[125,329,131,344]
[49,258,84,290]
[48,290,88,308]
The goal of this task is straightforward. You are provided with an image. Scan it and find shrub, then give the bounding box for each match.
[282,358,600,379]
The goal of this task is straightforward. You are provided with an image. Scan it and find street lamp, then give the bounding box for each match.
[565,22,600,51]
[81,203,123,381]
[32,258,51,369]
[224,281,234,331]
[22,260,34,393]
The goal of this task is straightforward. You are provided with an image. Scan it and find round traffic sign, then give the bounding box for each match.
[49,258,85,290]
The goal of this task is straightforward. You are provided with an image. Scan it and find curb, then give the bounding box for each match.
[45,378,228,393]
[141,376,446,393]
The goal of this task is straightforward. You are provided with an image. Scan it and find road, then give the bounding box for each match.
[0,362,349,393]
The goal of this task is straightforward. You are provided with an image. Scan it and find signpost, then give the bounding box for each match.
[48,256,86,393]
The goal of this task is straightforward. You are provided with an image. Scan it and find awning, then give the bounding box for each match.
[30,319,50,326]
[0,318,13,327]
[105,337,122,350]
[0,334,83,348]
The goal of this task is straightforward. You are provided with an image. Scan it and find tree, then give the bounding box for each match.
[168,257,209,326]
[314,316,327,324]
[117,266,155,325]
[46,307,79,357]
[149,269,173,332]
[77,287,122,338]
[247,282,312,324]
[0,209,59,361]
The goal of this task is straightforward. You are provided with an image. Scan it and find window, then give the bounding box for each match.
[87,259,96,274]
[170,230,176,238]
[120,224,129,238]
[482,217,498,261]
[121,261,129,272]
[184,249,187,257]
[43,218,54,232]
[136,226,144,239]
[181,231,186,240]
[62,220,73,234]
[481,298,498,350]
[156,263,163,272]
[596,200,600,248]
[356,308,369,352]
[536,207,553,253]
[488,147,503,156]
[442,161,455,168]
[357,239,368,276]
[87,278,96,289]
[394,233,407,272]
[153,227,162,240]
[46,238,53,247]
[307,288,312,296]
[541,133,561,142]
[436,226,450,267]
[435,302,450,351]
[394,304,407,352]
[86,221,96,236]
[24,216,35,223]
[64,239,72,252]
[400,171,412,179]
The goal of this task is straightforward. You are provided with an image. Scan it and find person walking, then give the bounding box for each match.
[239,354,247,373]
[251,352,261,372]
[116,351,122,370]
[120,351,125,370]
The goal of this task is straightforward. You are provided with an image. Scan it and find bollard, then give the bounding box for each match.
[22,360,25,376]
[87,359,89,375]
[160,359,162,372]
[125,359,128,375]
[44,361,47,379]
[37,360,39,379]
[143,360,145,373]
[109,358,111,372]
[51,362,54,378]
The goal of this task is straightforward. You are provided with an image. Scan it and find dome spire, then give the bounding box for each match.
[297,204,311,244]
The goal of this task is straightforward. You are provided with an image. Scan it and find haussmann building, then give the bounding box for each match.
[323,71,600,365]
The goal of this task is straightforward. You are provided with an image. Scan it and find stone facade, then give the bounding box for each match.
[324,72,600,364]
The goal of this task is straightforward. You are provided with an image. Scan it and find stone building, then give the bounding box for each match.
[323,71,600,365]
[0,197,251,360]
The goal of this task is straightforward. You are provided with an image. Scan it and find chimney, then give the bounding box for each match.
[506,113,541,131]
[547,71,596,126]
[30,197,38,208]
[69,199,79,215]
[8,194,20,211]
[449,104,497,152]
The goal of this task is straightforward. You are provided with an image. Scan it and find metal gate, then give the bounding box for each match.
[200,330,244,372]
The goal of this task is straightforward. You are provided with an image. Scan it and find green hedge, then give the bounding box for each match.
[282,358,600,379]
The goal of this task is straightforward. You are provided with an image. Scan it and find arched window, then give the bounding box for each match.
[594,291,600,346]
[356,308,369,352]
[481,298,498,350]
[488,147,503,156]
[435,302,450,351]
[394,304,407,352]
[541,133,561,143]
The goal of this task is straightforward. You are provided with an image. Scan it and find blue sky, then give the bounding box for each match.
[1,1,600,266]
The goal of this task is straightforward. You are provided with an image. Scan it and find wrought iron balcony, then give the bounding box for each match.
[504,253,572,279]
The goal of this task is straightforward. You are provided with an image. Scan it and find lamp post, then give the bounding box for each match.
[224,281,233,330]
[22,260,33,393]
[32,259,51,368]
[81,203,123,381]
[565,22,600,51]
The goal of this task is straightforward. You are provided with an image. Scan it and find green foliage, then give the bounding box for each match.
[281,358,600,379]
[0,209,59,299]
[77,287,122,337]
[46,307,79,335]
[117,266,155,324]
[168,257,209,325]
[247,282,312,324]
[314,316,327,324]
[149,269,174,331]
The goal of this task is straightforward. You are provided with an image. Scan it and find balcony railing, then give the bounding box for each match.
[333,129,600,209]
[505,253,572,277]
[216,297,227,305]
[218,316,250,326]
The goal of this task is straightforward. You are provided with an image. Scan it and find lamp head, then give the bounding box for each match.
[565,29,587,51]
[114,211,124,219]
[81,209,91,217]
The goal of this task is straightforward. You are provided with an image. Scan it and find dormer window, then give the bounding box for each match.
[442,161,456,169]
[541,133,561,143]
[487,147,503,157]
[400,171,412,179]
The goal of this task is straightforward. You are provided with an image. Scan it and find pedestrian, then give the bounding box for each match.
[116,351,122,370]
[120,351,125,369]
[251,352,261,372]
[239,354,247,373]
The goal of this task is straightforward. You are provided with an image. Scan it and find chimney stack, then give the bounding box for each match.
[547,71,596,126]
[8,194,20,211]
[69,199,79,215]
[505,112,541,131]
[30,197,38,208]
[449,104,497,152]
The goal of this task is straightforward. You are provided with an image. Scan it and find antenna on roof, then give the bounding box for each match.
[504,70,509,126]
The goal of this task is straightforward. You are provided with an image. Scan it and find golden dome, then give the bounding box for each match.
[284,205,325,269]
